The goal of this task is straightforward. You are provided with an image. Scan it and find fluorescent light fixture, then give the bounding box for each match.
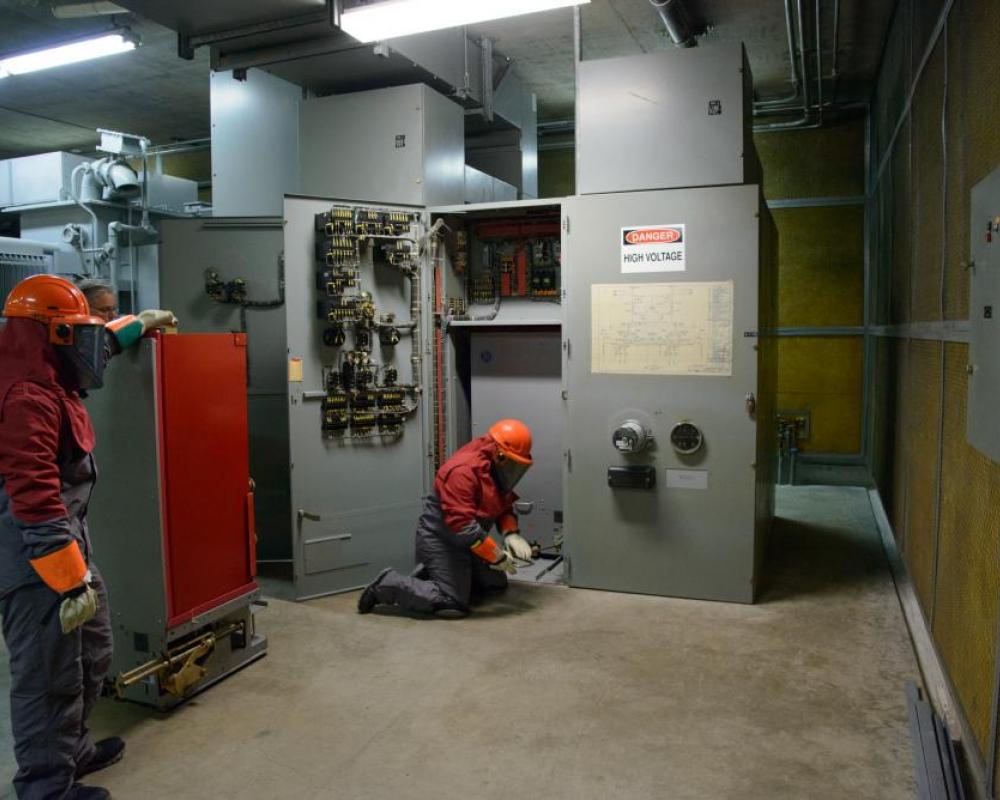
[340,0,590,43]
[0,31,138,79]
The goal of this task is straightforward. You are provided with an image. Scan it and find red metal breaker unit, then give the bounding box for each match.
[86,331,267,709]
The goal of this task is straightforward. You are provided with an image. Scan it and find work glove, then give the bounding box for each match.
[503,532,533,561]
[137,309,179,332]
[489,551,518,576]
[59,581,98,634]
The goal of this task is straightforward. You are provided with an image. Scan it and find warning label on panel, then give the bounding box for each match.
[620,224,686,274]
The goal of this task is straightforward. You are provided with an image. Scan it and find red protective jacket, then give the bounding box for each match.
[0,318,96,598]
[429,435,519,563]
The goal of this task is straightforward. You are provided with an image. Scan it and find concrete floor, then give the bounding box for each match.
[1,486,919,799]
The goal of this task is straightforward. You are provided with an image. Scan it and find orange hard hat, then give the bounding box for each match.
[3,274,104,345]
[488,419,533,465]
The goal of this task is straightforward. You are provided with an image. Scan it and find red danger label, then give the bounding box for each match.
[623,227,683,245]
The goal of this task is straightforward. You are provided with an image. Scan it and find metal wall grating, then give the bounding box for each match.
[889,338,910,550]
[900,340,942,616]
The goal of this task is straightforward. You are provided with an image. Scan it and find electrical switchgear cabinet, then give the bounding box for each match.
[86,333,266,707]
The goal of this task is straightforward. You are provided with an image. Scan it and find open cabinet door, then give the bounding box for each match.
[283,196,432,599]
[561,186,763,603]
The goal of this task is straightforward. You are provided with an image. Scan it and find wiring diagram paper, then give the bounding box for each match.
[590,281,734,376]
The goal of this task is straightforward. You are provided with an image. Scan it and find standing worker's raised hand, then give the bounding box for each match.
[137,309,178,332]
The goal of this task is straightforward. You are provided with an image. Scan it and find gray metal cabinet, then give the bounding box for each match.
[560,186,770,603]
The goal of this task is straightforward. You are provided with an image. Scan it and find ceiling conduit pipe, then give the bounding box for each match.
[754,0,801,109]
[649,0,696,47]
[754,0,817,131]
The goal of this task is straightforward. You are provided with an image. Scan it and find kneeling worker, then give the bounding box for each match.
[0,276,176,800]
[358,419,535,617]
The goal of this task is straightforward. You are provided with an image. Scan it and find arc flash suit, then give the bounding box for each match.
[361,429,531,615]
[0,275,169,800]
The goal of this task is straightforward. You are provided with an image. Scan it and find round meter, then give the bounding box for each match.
[670,422,703,455]
[612,420,649,454]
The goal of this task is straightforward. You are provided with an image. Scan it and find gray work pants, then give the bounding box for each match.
[374,527,508,614]
[1,566,113,800]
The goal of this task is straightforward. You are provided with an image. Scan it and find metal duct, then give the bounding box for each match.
[649,0,696,48]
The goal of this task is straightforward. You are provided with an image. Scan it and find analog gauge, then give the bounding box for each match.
[670,422,703,455]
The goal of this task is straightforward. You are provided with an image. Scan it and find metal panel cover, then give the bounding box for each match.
[968,165,1000,462]
[158,334,256,624]
[577,45,748,195]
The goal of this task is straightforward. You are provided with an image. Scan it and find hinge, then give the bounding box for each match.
[562,338,571,358]
[564,449,572,472]
[561,389,568,400]
[562,216,570,234]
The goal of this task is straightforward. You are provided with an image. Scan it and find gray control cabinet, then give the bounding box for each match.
[576,45,755,195]
[561,185,774,603]
[968,166,1000,462]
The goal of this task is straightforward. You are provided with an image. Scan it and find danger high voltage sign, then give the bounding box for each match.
[620,224,686,273]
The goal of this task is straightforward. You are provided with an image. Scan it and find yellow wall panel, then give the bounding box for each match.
[776,337,863,453]
[753,118,865,200]
[960,0,1000,189]
[944,12,970,321]
[771,206,864,328]
[890,120,912,324]
[538,148,575,198]
[909,42,945,322]
[932,343,1000,760]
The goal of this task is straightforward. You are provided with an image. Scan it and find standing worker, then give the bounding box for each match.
[0,275,176,800]
[358,419,536,617]
[76,280,118,323]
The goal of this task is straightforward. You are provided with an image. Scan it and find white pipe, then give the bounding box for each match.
[69,163,100,275]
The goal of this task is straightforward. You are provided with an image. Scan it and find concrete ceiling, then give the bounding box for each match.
[0,0,210,158]
[0,0,895,158]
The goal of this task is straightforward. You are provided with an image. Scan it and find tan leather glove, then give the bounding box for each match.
[137,309,179,332]
[489,551,518,575]
[59,582,98,634]
[503,532,533,561]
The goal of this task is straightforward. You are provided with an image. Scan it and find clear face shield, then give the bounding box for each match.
[55,323,108,391]
[494,454,531,493]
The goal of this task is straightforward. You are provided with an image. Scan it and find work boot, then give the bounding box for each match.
[76,737,125,779]
[68,784,111,799]
[433,603,468,620]
[357,568,392,613]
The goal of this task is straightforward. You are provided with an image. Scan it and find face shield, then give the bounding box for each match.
[494,454,531,493]
[54,323,108,390]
